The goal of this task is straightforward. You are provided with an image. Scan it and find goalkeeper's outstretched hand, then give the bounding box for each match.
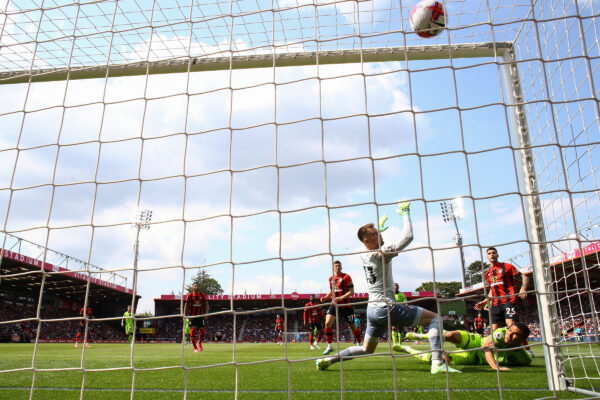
[397,202,410,216]
[378,215,389,232]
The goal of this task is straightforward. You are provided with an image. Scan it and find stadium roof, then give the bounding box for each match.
[1,248,139,305]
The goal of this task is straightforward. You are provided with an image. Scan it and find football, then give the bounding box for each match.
[410,0,447,38]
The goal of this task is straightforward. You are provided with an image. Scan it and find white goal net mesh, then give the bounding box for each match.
[0,0,599,398]
[513,1,600,395]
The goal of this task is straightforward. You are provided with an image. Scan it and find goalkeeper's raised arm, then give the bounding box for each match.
[381,202,414,256]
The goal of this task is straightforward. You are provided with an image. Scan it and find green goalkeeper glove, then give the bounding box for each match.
[378,215,389,232]
[396,202,410,216]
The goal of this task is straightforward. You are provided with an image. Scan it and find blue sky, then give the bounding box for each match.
[1,0,599,313]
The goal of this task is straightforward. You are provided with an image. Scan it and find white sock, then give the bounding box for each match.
[328,346,368,366]
[427,316,442,364]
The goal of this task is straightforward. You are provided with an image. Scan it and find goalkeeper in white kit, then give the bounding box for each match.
[316,202,459,374]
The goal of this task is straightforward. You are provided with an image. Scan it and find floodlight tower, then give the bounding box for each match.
[131,209,152,313]
[133,209,153,270]
[440,199,466,289]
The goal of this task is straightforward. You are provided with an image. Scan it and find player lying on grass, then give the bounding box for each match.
[316,202,459,374]
[396,322,532,371]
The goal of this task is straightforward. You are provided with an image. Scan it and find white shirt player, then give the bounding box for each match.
[360,214,413,307]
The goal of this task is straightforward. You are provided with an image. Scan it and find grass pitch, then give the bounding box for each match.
[0,342,595,399]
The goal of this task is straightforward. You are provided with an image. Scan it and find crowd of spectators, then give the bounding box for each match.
[156,313,299,343]
[465,295,600,341]
[554,298,600,341]
[6,295,600,344]
[155,315,237,342]
[1,301,125,343]
[154,312,365,343]
[0,301,37,342]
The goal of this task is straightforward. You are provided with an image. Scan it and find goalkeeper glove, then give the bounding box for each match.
[378,215,389,232]
[396,202,410,216]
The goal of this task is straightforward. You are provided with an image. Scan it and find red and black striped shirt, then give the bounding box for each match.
[275,317,284,331]
[304,302,324,324]
[185,291,207,316]
[79,307,92,325]
[329,273,354,306]
[484,262,521,306]
[80,307,92,318]
[474,316,484,330]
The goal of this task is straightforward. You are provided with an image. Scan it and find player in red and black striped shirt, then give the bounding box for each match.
[184,283,209,353]
[475,247,533,357]
[75,306,92,348]
[275,315,284,345]
[304,294,325,349]
[473,313,485,335]
[475,247,529,331]
[320,260,362,355]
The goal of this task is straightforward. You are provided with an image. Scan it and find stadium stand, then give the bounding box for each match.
[152,292,435,343]
[0,235,140,343]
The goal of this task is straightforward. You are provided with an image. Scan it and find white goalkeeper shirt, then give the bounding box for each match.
[360,215,413,308]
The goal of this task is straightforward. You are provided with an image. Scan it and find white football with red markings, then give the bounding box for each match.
[410,0,448,38]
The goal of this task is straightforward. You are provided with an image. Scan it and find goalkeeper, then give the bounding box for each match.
[317,202,459,374]
[396,322,532,371]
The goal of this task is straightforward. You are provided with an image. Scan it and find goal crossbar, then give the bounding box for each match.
[0,42,511,84]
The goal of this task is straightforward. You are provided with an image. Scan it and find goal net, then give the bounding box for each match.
[513,2,600,396]
[0,0,598,398]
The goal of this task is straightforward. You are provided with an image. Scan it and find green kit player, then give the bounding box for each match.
[392,282,407,344]
[122,305,134,345]
[398,322,532,371]
[185,318,191,345]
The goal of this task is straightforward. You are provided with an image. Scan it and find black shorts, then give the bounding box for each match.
[490,303,518,325]
[189,317,206,329]
[276,329,283,335]
[308,321,323,332]
[475,327,484,335]
[327,304,355,325]
[78,322,88,334]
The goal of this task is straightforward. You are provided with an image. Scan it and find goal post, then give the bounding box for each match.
[501,46,565,393]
